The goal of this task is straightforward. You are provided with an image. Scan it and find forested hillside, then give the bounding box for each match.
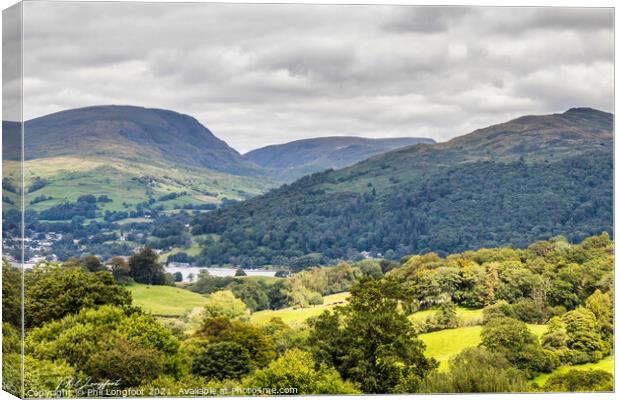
[192,109,613,268]
[3,234,613,396]
[245,136,435,182]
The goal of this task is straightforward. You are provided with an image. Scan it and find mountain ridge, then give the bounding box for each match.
[244,135,436,182]
[191,107,613,268]
[20,105,261,176]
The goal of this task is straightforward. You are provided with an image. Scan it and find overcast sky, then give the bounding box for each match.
[19,2,614,153]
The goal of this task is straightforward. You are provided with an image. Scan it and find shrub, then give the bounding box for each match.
[243,349,359,395]
[482,301,515,324]
[543,369,613,392]
[419,347,528,393]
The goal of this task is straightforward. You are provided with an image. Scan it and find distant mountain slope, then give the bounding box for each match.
[2,106,274,212]
[192,108,613,268]
[21,105,260,176]
[244,136,435,182]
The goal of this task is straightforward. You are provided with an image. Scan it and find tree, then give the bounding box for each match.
[482,300,515,324]
[243,349,359,395]
[235,268,247,277]
[191,341,251,380]
[173,272,183,282]
[561,307,607,363]
[434,302,461,329]
[108,256,131,284]
[81,255,106,272]
[25,305,184,383]
[2,260,21,327]
[197,316,275,369]
[308,278,437,393]
[202,290,250,321]
[129,247,165,284]
[585,290,613,345]
[24,264,132,328]
[541,317,569,351]
[419,347,528,393]
[480,316,557,376]
[85,336,164,389]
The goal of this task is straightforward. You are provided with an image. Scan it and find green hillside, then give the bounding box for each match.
[250,292,350,327]
[245,136,435,182]
[420,324,548,371]
[2,106,275,215]
[127,283,209,317]
[192,108,613,267]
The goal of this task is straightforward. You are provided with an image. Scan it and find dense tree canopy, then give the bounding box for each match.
[24,264,132,328]
[192,151,612,268]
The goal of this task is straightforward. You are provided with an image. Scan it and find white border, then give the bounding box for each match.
[0,1,617,400]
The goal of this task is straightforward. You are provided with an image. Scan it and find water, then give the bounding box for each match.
[165,265,276,282]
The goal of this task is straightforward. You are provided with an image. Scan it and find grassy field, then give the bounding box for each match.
[127,284,209,317]
[18,155,272,213]
[420,324,548,371]
[409,307,483,324]
[531,356,614,386]
[250,292,350,327]
[160,237,204,262]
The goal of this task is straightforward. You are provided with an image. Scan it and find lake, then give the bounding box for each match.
[165,265,277,282]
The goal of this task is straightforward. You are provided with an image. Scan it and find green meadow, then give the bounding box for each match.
[409,307,483,324]
[127,283,209,317]
[250,292,350,327]
[531,356,614,386]
[419,324,549,371]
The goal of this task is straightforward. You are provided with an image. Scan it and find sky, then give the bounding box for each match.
[16,2,615,153]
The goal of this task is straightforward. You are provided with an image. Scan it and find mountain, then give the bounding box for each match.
[192,108,613,269]
[3,106,273,213]
[21,105,260,176]
[244,136,435,182]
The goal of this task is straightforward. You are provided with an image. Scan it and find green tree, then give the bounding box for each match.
[480,316,557,376]
[85,336,165,388]
[308,278,437,393]
[191,341,251,380]
[541,317,569,351]
[585,289,613,344]
[482,300,516,324]
[244,349,359,395]
[202,290,250,321]
[419,347,528,393]
[561,307,607,363]
[24,264,132,328]
[235,268,247,277]
[108,256,131,284]
[129,247,165,285]
[2,260,21,327]
[24,355,79,396]
[81,255,106,272]
[25,305,185,383]
[197,316,275,369]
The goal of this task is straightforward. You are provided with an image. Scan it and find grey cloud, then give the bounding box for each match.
[18,2,614,153]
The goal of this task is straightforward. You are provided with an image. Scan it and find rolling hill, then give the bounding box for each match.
[2,106,274,212]
[192,108,613,268]
[245,136,435,182]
